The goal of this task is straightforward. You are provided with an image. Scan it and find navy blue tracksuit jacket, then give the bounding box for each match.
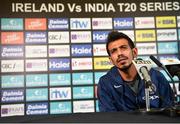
[97,66,174,112]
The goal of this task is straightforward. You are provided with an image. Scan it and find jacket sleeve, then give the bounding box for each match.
[97,77,118,112]
[156,70,175,108]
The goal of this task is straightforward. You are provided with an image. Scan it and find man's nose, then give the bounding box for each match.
[117,48,123,55]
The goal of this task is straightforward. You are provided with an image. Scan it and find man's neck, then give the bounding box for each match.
[118,64,138,82]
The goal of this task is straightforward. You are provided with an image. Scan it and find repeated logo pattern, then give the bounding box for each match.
[0,16,180,117]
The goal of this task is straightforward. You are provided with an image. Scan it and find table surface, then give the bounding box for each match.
[0,109,180,123]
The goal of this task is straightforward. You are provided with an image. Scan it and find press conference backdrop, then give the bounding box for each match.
[0,0,180,117]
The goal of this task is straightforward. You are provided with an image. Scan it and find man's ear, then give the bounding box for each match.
[132,48,138,58]
[108,56,113,65]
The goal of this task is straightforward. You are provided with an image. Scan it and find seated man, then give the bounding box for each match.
[97,31,174,112]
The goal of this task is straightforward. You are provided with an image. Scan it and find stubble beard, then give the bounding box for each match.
[117,62,133,72]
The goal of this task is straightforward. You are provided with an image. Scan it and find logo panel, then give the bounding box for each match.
[1,60,24,72]
[1,46,24,58]
[25,45,47,58]
[136,43,157,55]
[48,31,69,43]
[48,18,69,30]
[92,18,112,29]
[26,74,48,87]
[1,18,23,30]
[26,102,48,115]
[71,31,91,43]
[94,57,112,70]
[49,58,70,71]
[156,16,176,28]
[25,32,47,44]
[71,44,92,56]
[114,18,133,29]
[25,18,47,30]
[1,89,24,103]
[73,100,94,113]
[50,101,72,114]
[26,88,48,101]
[70,18,91,30]
[49,73,71,86]
[50,87,71,100]
[1,104,24,117]
[1,75,24,88]
[73,86,94,99]
[1,32,24,44]
[26,59,47,72]
[72,58,92,70]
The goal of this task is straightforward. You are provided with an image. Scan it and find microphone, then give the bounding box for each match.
[149,55,178,101]
[132,58,154,81]
[133,58,154,111]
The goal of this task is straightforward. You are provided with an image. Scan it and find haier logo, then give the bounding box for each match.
[70,18,91,30]
[93,31,109,43]
[48,18,69,30]
[49,59,70,71]
[50,87,71,100]
[71,45,92,56]
[114,18,133,29]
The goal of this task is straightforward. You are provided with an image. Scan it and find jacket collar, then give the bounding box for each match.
[108,66,125,85]
[108,66,145,93]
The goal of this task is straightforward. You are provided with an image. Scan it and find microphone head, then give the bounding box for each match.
[149,55,163,67]
[136,58,143,60]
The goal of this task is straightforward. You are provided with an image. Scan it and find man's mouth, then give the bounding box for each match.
[117,57,128,63]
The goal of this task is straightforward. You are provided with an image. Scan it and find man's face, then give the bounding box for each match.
[108,38,137,71]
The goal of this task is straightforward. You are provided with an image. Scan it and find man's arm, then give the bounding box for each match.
[97,77,118,112]
[157,71,175,108]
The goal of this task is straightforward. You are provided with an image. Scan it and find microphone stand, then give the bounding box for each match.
[144,80,151,112]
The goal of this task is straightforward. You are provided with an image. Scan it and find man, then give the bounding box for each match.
[97,31,174,112]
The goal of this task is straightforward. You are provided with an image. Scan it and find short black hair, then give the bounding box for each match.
[106,31,135,56]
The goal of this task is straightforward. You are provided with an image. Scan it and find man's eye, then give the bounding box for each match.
[110,49,116,54]
[120,46,128,50]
